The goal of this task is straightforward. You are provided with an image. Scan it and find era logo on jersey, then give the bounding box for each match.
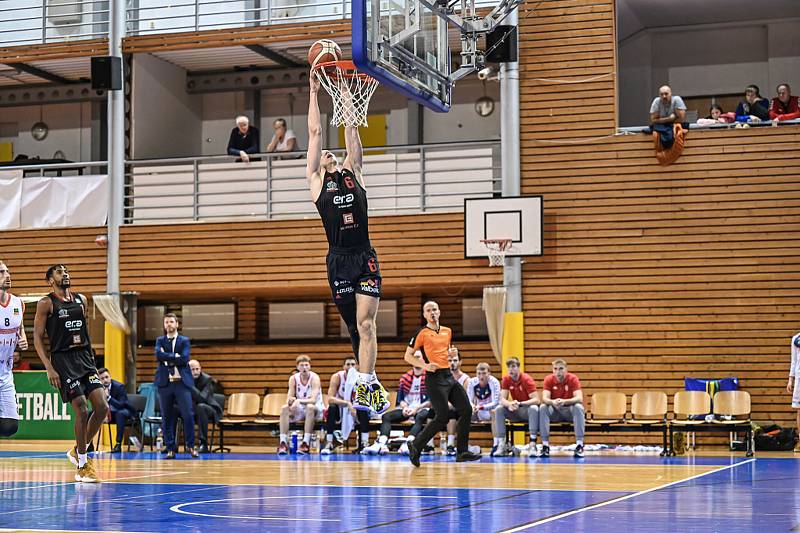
[333,193,354,205]
[326,180,338,192]
[342,212,354,225]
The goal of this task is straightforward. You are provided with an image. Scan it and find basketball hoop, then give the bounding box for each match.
[313,60,378,128]
[481,239,512,267]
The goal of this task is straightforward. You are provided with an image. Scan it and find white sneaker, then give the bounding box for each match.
[362,442,382,455]
[320,443,334,455]
[399,442,409,455]
[378,445,389,456]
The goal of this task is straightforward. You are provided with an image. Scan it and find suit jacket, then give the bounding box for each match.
[107,379,133,412]
[191,372,223,415]
[154,334,193,388]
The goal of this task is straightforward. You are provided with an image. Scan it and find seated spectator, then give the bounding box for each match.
[492,357,539,457]
[467,362,501,437]
[322,357,372,455]
[769,83,800,123]
[696,104,734,126]
[649,85,686,125]
[266,118,299,154]
[362,364,430,455]
[539,359,585,458]
[226,115,260,163]
[277,355,324,455]
[188,359,222,454]
[97,367,135,453]
[735,85,770,123]
[12,351,31,371]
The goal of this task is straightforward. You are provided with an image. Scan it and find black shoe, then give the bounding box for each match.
[111,443,122,453]
[198,444,209,454]
[456,451,482,463]
[86,442,95,453]
[165,450,176,459]
[540,445,550,458]
[574,444,584,458]
[408,440,422,468]
[446,445,456,456]
[188,447,200,458]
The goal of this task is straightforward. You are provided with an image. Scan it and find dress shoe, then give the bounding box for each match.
[198,444,209,454]
[188,447,199,458]
[165,450,176,459]
[111,443,122,453]
[456,451,482,463]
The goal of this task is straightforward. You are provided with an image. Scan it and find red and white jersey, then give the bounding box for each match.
[334,370,347,400]
[453,371,470,390]
[0,294,23,386]
[294,371,324,409]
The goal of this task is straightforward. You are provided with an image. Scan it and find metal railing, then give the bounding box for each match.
[0,0,109,47]
[124,140,501,224]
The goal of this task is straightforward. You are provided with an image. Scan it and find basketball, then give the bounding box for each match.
[308,39,342,68]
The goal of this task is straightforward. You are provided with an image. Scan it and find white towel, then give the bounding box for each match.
[340,366,358,440]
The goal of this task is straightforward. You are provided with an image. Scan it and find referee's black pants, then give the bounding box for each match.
[412,369,471,454]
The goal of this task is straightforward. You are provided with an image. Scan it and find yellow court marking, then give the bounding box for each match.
[1,457,721,492]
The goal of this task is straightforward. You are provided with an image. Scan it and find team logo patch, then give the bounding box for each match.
[12,308,19,315]
[326,180,338,192]
[359,279,380,294]
[58,309,69,318]
[343,212,354,225]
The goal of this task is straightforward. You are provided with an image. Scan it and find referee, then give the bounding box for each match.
[404,301,481,467]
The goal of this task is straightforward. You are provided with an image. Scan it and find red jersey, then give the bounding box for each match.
[769,96,800,121]
[501,373,537,402]
[543,372,581,400]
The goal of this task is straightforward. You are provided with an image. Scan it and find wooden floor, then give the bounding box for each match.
[0,443,797,532]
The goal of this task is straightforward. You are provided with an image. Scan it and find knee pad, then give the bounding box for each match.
[0,418,19,437]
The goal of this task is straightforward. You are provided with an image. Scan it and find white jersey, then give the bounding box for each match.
[404,375,424,408]
[791,333,800,378]
[294,371,324,409]
[453,371,470,390]
[334,370,347,400]
[0,294,23,387]
[467,375,501,411]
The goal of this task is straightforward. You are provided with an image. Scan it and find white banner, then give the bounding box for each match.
[0,174,22,230]
[11,175,108,230]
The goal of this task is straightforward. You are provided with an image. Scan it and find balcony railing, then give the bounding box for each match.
[125,140,501,224]
[0,0,109,47]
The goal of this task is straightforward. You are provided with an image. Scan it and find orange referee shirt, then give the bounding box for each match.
[409,325,452,369]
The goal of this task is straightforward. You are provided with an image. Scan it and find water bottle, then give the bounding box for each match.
[440,432,447,455]
[155,428,164,452]
[290,431,298,454]
[310,432,319,452]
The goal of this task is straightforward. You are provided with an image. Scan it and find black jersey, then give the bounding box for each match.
[314,168,371,250]
[46,293,91,354]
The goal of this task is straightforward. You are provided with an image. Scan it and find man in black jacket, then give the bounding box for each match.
[188,359,222,453]
[226,116,260,162]
[97,367,134,453]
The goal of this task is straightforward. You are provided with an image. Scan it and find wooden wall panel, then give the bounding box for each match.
[519,0,800,436]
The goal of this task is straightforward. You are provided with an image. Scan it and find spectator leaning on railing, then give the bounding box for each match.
[769,83,800,123]
[649,85,686,125]
[227,115,260,163]
[266,118,299,154]
[735,84,770,123]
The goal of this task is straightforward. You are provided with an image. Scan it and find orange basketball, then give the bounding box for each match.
[308,39,342,68]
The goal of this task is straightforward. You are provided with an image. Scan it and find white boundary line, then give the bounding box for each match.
[0,471,188,493]
[497,458,756,532]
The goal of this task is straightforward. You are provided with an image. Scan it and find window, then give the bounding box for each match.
[142,305,166,342]
[340,299,398,339]
[269,302,325,339]
[182,303,236,341]
[616,0,800,127]
[462,297,488,337]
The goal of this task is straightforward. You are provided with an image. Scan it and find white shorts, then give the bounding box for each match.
[290,404,323,422]
[0,380,19,420]
[793,376,800,409]
[473,409,492,422]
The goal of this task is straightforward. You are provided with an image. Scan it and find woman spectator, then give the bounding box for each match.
[735,85,770,123]
[696,104,733,126]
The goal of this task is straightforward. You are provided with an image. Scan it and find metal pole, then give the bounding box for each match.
[107,0,125,295]
[500,8,520,312]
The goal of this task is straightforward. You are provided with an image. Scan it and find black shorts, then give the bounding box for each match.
[326,247,382,305]
[59,371,103,404]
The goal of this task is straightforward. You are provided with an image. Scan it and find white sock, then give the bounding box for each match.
[577,440,583,446]
[378,435,388,445]
[303,433,311,444]
[542,440,549,446]
[447,435,455,447]
[493,438,501,446]
[326,434,333,443]
[406,435,414,442]
[360,432,370,444]
[357,372,372,383]
[78,453,88,468]
[280,433,287,444]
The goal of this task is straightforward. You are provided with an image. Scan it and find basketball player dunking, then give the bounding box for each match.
[306,73,389,414]
[33,265,108,482]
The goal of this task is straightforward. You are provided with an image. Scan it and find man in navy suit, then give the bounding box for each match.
[154,313,197,458]
[97,367,135,453]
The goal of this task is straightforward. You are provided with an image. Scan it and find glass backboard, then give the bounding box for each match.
[353,0,452,112]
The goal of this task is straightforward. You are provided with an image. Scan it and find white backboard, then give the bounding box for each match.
[464,196,543,258]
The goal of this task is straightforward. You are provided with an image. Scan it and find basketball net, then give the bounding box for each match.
[482,239,512,267]
[313,60,378,128]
